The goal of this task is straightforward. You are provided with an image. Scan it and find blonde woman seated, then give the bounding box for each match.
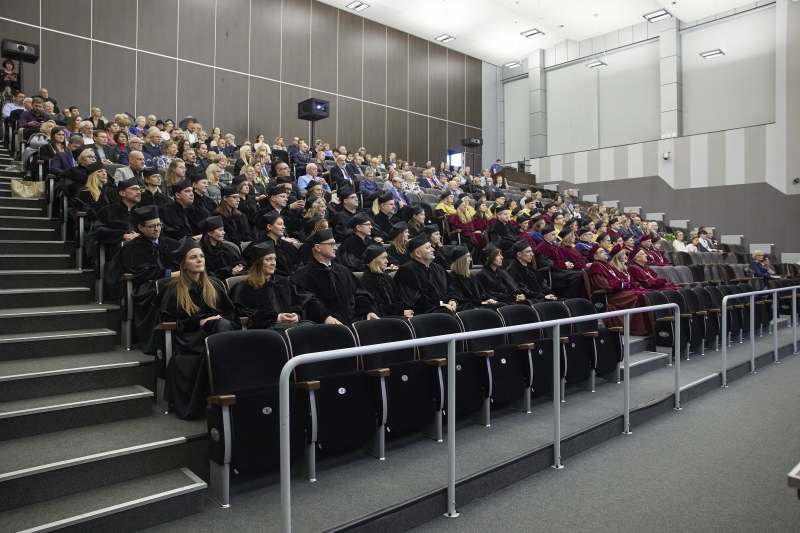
[447,197,483,251]
[587,244,649,336]
[358,245,414,318]
[386,221,410,265]
[435,191,456,216]
[163,158,187,190]
[448,245,502,309]
[74,161,116,219]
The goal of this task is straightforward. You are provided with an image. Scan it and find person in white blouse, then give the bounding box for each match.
[671,230,688,252]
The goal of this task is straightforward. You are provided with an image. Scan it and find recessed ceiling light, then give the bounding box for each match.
[504,61,521,68]
[435,34,456,43]
[586,59,607,69]
[346,1,370,12]
[643,8,672,22]
[700,48,725,58]
[520,28,544,38]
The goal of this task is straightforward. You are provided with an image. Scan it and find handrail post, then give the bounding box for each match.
[793,287,797,354]
[774,289,779,363]
[552,324,563,469]
[674,303,681,410]
[445,339,458,517]
[622,313,631,434]
[279,368,292,533]
[721,295,729,385]
[750,294,756,373]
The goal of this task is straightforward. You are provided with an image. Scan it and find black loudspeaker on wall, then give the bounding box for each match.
[1,39,40,63]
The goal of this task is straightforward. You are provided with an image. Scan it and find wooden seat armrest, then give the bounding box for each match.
[367,368,390,378]
[700,281,709,285]
[37,159,44,164]
[780,295,793,300]
[120,273,134,281]
[538,267,551,272]
[208,395,236,406]
[47,174,56,179]
[656,317,675,322]
[449,229,462,234]
[234,316,250,325]
[754,301,765,305]
[517,343,536,350]
[695,311,708,316]
[709,308,721,313]
[155,322,177,330]
[76,211,87,217]
[680,313,692,318]
[582,331,599,337]
[733,304,745,309]
[607,327,624,333]
[559,337,569,344]
[425,358,447,367]
[593,289,607,295]
[762,299,773,304]
[297,380,321,391]
[475,350,494,358]
[678,283,689,287]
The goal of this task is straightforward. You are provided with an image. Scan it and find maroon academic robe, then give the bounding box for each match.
[644,247,670,266]
[628,263,679,290]
[588,262,650,335]
[559,245,587,270]
[447,214,485,250]
[535,240,570,270]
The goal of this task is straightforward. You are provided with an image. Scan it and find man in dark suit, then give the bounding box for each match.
[142,129,163,158]
[119,135,154,167]
[346,155,363,178]
[86,129,121,164]
[222,134,238,158]
[329,154,355,189]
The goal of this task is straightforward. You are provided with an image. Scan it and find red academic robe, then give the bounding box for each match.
[588,262,650,335]
[559,245,587,270]
[628,263,679,290]
[644,247,671,266]
[447,214,485,250]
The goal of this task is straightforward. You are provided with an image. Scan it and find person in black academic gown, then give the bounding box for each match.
[191,172,218,214]
[427,225,452,268]
[332,187,362,242]
[392,234,475,316]
[359,245,414,318]
[289,229,379,326]
[229,240,317,334]
[138,167,170,208]
[254,184,305,238]
[476,244,536,306]
[74,161,118,221]
[505,239,558,303]
[447,245,504,309]
[199,215,247,280]
[247,210,302,277]
[386,221,410,265]
[369,192,400,240]
[213,185,253,246]
[92,177,142,260]
[485,204,522,258]
[337,212,388,272]
[159,179,211,241]
[120,205,180,354]
[154,238,239,419]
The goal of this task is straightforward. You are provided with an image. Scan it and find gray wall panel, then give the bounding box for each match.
[310,1,338,95]
[408,113,428,167]
[42,0,91,38]
[447,51,465,125]
[214,70,249,141]
[386,108,407,161]
[408,36,428,115]
[337,96,362,153]
[0,20,40,94]
[178,0,216,65]
[137,0,178,56]
[465,56,482,129]
[429,118,447,167]
[215,0,251,74]
[386,28,408,110]
[338,11,363,100]
[447,121,464,155]
[465,126,482,172]
[250,0,282,78]
[707,131,726,188]
[280,84,310,141]
[248,77,281,142]
[177,61,214,134]
[41,31,91,116]
[136,52,177,121]
[91,43,136,122]
[0,0,39,25]
[428,44,447,121]
[281,0,312,87]
[93,0,137,48]
[363,103,386,158]
[310,90,336,146]
[744,125,766,184]
[363,20,387,105]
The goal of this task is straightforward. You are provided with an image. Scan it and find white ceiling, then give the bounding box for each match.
[318,0,763,66]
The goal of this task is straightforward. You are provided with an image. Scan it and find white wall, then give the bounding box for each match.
[503,77,530,162]
[481,62,501,167]
[682,7,776,135]
[546,62,599,155]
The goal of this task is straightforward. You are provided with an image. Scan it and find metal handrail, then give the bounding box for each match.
[721,286,798,386]
[279,302,680,532]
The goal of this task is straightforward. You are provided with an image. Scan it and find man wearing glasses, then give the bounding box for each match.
[120,205,180,354]
[290,229,380,325]
[92,177,142,261]
[119,136,154,167]
[337,212,393,272]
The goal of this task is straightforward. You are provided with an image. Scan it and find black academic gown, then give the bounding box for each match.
[486,220,522,256]
[359,270,407,317]
[238,196,259,226]
[476,266,534,306]
[139,188,170,208]
[229,275,317,333]
[154,277,239,419]
[337,234,373,272]
[392,259,474,315]
[386,244,409,266]
[506,259,555,303]
[290,260,377,325]
[159,201,210,240]
[254,205,304,239]
[448,272,506,309]
[120,235,180,354]
[91,201,138,261]
[219,212,252,246]
[248,236,302,278]
[193,191,218,214]
[432,244,452,269]
[74,185,118,221]
[61,164,90,197]
[201,240,248,280]
[332,208,359,242]
[370,211,399,240]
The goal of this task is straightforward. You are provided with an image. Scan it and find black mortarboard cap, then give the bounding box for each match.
[85,161,105,175]
[189,172,207,183]
[171,179,192,195]
[133,205,159,224]
[232,175,247,186]
[306,228,334,245]
[424,224,439,237]
[378,193,393,204]
[541,225,556,236]
[558,227,572,240]
[202,216,224,232]
[269,185,287,197]
[249,240,276,261]
[117,177,138,192]
[349,212,371,228]
[173,237,202,259]
[450,245,470,262]
[362,245,386,264]
[407,233,429,255]
[480,243,498,263]
[389,221,407,239]
[221,186,237,197]
[142,166,158,177]
[512,240,532,254]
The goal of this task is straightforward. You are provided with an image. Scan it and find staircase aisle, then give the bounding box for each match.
[0,150,208,533]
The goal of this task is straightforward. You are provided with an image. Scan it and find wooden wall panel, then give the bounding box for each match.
[178,0,216,65]
[214,70,249,141]
[0,20,40,94]
[91,43,136,121]
[408,113,428,168]
[363,103,386,158]
[136,52,177,122]
[447,51,465,124]
[281,0,312,87]
[428,43,447,121]
[280,84,311,141]
[93,0,137,48]
[177,62,214,134]
[465,56,482,128]
[465,126,482,174]
[338,97,363,153]
[338,12,363,100]
[386,108,407,161]
[310,1,338,95]
[250,0,282,78]
[137,0,178,56]
[248,78,281,142]
[0,0,38,25]
[408,36,428,115]
[216,0,250,74]
[309,91,336,146]
[447,121,465,156]
[386,28,408,110]
[429,118,447,168]
[42,0,91,38]
[41,31,91,116]
[363,20,386,105]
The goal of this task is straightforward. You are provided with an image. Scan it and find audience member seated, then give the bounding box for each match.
[17,97,51,149]
[750,250,782,280]
[445,245,501,309]
[233,146,251,175]
[358,245,413,318]
[92,178,142,259]
[627,247,678,290]
[485,204,521,257]
[119,136,153,167]
[587,244,649,335]
[388,176,411,215]
[574,227,594,256]
[338,212,384,271]
[160,179,210,241]
[229,240,316,333]
[369,193,399,240]
[249,211,302,277]
[85,129,120,164]
[214,186,252,245]
[405,204,426,238]
[638,235,670,266]
[191,173,218,214]
[386,222,410,265]
[39,126,66,174]
[558,228,588,271]
[113,149,147,186]
[671,231,687,252]
[50,134,86,178]
[330,154,356,188]
[139,167,168,207]
[506,240,558,303]
[121,206,179,354]
[154,238,239,419]
[255,183,305,237]
[199,216,247,280]
[476,244,537,307]
[297,162,330,194]
[435,191,456,217]
[649,237,672,266]
[142,128,163,158]
[425,225,450,268]
[535,225,584,298]
[358,169,381,197]
[74,162,116,220]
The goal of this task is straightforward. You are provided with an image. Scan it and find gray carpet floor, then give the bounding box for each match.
[138,329,799,533]
[412,345,800,533]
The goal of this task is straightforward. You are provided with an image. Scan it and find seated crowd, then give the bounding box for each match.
[6,90,781,420]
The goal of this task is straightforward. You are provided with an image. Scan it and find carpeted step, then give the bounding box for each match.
[0,349,152,402]
[0,468,206,533]
[0,240,72,254]
[0,286,91,308]
[0,269,94,290]
[0,215,58,229]
[0,196,47,209]
[0,204,46,217]
[0,385,152,442]
[0,328,116,361]
[0,409,206,512]
[0,253,72,270]
[0,303,119,335]
[0,226,59,240]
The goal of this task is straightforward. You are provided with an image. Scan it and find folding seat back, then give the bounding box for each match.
[532,300,589,388]
[643,291,676,351]
[730,284,755,334]
[689,252,705,265]
[662,266,684,286]
[287,324,359,381]
[225,274,247,292]
[678,252,693,265]
[739,282,771,331]
[562,298,622,379]
[662,290,693,351]
[496,305,547,396]
[456,309,526,406]
[660,239,673,252]
[650,266,669,280]
[581,268,608,314]
[680,288,707,353]
[715,285,744,341]
[724,253,738,264]
[352,318,437,437]
[676,266,695,286]
[688,265,706,285]
[694,285,720,348]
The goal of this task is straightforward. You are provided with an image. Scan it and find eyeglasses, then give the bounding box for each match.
[142,223,163,229]
[320,242,338,248]
[85,155,96,159]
